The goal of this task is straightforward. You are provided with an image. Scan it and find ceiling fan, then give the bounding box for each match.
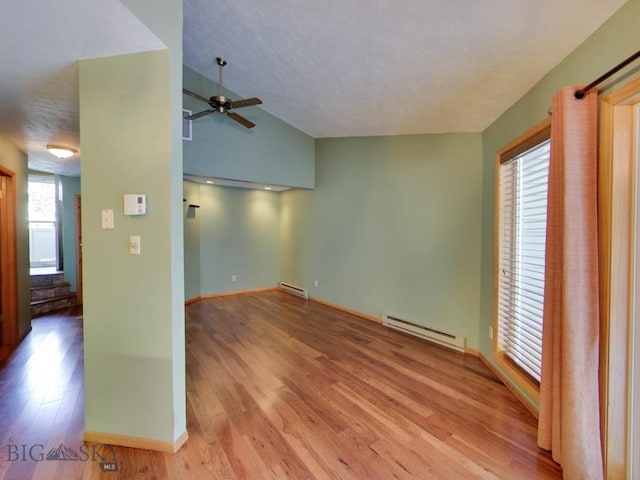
[183,57,262,129]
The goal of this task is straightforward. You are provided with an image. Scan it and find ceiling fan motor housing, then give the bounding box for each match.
[210,95,230,113]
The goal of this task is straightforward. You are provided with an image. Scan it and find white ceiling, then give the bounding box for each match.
[184,0,627,138]
[0,0,629,176]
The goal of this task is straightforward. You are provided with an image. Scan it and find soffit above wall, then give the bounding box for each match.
[184,174,290,192]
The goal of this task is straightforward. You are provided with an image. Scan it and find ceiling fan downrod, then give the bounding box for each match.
[216,57,227,111]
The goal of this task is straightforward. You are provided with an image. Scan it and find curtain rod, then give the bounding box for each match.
[575,49,640,99]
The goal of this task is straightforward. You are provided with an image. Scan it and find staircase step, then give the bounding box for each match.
[31,292,77,306]
[30,273,66,287]
[31,293,77,318]
[31,283,72,301]
[29,271,77,317]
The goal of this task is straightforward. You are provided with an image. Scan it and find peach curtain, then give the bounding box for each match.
[537,86,602,479]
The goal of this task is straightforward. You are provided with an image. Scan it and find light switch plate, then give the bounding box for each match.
[129,235,141,255]
[101,209,114,230]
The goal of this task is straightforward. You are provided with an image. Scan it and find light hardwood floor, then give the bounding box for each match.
[0,291,562,479]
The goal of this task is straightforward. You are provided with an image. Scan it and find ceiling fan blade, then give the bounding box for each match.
[185,110,214,120]
[182,88,210,105]
[229,98,262,109]
[227,112,255,129]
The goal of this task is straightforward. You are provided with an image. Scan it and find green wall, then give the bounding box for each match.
[123,0,187,442]
[479,0,640,399]
[0,135,30,338]
[200,184,280,295]
[183,180,281,299]
[57,175,80,291]
[80,0,185,445]
[183,66,315,189]
[281,133,483,348]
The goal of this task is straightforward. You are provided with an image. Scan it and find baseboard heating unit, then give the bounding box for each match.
[382,313,466,353]
[279,282,309,299]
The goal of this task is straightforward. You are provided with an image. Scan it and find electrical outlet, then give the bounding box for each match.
[489,326,494,340]
[314,280,318,287]
[232,275,237,282]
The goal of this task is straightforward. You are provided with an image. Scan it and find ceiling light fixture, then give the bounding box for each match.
[264,186,272,190]
[206,180,214,184]
[47,145,77,159]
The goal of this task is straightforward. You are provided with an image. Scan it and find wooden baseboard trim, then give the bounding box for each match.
[478,352,539,419]
[83,430,189,454]
[308,296,484,356]
[201,287,278,300]
[308,297,381,324]
[185,296,201,305]
[190,291,481,361]
[185,287,280,305]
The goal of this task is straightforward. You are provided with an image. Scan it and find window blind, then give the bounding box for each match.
[497,139,550,382]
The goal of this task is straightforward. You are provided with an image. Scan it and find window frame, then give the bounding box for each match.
[599,76,640,479]
[493,118,551,406]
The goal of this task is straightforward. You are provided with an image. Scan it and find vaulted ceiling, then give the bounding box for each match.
[0,0,628,176]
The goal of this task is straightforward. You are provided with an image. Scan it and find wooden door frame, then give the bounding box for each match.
[0,165,19,347]
[599,76,640,479]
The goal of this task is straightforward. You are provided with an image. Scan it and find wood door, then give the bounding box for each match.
[0,167,18,347]
[75,194,82,305]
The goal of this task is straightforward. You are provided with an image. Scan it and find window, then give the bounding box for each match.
[494,119,551,399]
[28,174,58,268]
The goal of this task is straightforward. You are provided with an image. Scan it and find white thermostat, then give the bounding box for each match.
[124,194,147,215]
